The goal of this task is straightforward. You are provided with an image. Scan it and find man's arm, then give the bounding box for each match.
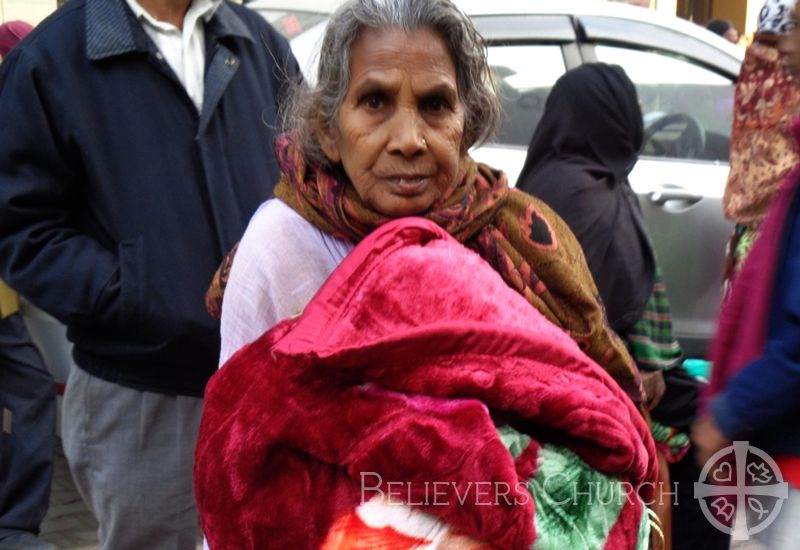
[0,49,123,327]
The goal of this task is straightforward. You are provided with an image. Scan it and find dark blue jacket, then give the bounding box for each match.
[0,0,299,395]
[712,179,800,455]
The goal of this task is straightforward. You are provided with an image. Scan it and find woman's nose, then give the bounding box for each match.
[386,108,426,157]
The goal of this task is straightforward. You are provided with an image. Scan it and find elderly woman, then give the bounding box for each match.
[196,1,657,548]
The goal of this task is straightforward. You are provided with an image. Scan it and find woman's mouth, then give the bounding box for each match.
[386,175,431,196]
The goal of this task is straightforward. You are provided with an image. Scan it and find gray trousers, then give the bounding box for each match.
[62,365,203,550]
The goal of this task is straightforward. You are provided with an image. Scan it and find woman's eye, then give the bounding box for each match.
[421,96,449,113]
[361,93,385,109]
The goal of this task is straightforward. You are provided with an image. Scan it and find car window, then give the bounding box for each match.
[594,45,735,162]
[487,44,566,147]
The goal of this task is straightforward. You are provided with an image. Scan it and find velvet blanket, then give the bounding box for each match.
[195,218,656,549]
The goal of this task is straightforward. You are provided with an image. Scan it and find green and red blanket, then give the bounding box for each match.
[195,218,657,549]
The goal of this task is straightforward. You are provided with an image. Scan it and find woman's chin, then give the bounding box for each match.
[373,196,438,218]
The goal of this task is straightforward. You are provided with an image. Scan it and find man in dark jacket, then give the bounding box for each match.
[0,0,299,548]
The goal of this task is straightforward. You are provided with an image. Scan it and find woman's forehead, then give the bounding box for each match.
[348,26,457,85]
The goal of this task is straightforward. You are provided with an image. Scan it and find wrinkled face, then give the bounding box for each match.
[319,26,466,217]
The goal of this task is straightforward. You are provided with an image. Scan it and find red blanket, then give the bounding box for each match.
[195,218,656,549]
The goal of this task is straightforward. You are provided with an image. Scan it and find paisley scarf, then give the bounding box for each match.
[207,133,642,403]
[724,41,800,228]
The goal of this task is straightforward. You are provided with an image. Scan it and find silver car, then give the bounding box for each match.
[247,0,743,358]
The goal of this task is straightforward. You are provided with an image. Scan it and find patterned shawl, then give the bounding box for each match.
[724,41,800,227]
[206,133,641,403]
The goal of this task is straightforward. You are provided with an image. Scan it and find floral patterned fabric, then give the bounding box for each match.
[724,42,800,228]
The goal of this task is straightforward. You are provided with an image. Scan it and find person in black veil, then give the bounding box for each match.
[517,63,655,343]
[516,63,728,550]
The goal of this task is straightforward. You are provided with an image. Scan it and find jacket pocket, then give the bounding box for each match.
[118,236,146,329]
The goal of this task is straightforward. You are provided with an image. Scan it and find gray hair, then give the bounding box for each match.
[281,0,503,169]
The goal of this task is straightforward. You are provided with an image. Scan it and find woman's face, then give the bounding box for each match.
[320,26,466,217]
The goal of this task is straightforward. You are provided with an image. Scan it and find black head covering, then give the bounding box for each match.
[516,63,655,335]
[706,19,734,37]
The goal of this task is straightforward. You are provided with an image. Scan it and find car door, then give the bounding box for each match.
[580,15,739,358]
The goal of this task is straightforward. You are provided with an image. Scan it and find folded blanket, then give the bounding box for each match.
[195,218,656,550]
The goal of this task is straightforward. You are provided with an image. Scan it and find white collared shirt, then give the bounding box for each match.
[125,0,222,111]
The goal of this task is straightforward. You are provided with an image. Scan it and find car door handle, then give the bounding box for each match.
[648,188,703,206]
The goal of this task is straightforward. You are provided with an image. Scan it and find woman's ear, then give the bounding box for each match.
[317,120,342,164]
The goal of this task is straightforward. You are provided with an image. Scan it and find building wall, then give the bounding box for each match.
[656,0,679,14]
[0,0,57,25]
[711,0,748,37]
[742,0,767,37]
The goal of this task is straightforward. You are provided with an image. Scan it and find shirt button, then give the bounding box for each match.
[155,52,164,60]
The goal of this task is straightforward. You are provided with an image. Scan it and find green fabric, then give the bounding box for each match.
[733,225,758,272]
[635,501,652,550]
[626,266,691,462]
[495,427,649,550]
[650,418,691,463]
[626,266,682,371]
[531,444,630,549]
[497,424,531,459]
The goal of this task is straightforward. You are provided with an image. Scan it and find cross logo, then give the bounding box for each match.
[694,441,789,539]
